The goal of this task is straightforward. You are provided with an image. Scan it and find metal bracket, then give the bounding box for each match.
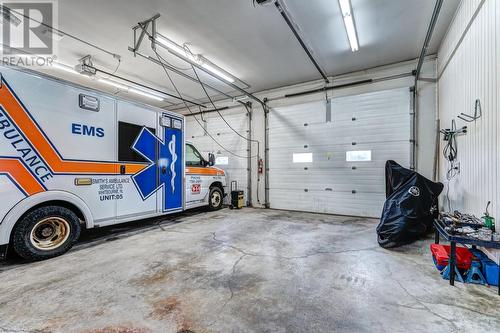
[131,13,161,56]
[458,99,482,122]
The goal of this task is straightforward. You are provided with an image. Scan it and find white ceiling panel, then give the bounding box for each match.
[13,0,460,109]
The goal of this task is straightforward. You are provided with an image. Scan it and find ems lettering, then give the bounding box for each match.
[71,123,104,138]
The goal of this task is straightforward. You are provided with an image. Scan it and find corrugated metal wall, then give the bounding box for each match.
[437,0,499,219]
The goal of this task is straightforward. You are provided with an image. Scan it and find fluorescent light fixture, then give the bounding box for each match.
[338,0,359,52]
[129,88,164,101]
[155,33,236,83]
[99,79,164,101]
[155,34,197,62]
[98,78,129,90]
[201,62,235,83]
[52,62,79,74]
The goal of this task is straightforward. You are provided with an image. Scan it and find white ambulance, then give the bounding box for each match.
[0,65,226,261]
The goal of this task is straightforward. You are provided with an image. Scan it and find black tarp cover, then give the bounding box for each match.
[376,160,444,248]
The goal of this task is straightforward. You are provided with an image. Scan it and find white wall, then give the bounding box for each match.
[437,0,499,260]
[437,0,498,217]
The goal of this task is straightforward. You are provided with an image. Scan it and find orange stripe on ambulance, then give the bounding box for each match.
[0,109,52,183]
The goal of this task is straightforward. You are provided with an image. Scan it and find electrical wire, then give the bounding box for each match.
[440,119,467,211]
[440,119,465,181]
[186,50,261,157]
[153,49,256,159]
[184,45,263,204]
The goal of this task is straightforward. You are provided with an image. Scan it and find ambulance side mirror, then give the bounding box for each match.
[208,153,215,167]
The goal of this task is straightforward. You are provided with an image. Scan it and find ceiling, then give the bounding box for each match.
[25,0,459,109]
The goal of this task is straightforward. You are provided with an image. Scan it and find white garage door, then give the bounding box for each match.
[185,107,250,204]
[269,88,411,217]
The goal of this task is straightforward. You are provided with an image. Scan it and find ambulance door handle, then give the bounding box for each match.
[161,166,167,175]
[120,165,126,175]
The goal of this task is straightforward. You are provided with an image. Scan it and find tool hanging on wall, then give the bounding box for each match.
[440,119,467,180]
[458,99,482,122]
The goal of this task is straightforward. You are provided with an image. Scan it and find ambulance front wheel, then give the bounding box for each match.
[208,187,223,211]
[12,206,81,261]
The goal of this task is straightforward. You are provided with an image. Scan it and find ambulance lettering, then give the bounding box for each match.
[0,108,52,184]
[71,123,105,138]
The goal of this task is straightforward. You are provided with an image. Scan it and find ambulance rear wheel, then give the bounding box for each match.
[208,187,223,210]
[12,206,81,261]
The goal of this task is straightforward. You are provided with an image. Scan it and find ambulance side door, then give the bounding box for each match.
[115,102,157,219]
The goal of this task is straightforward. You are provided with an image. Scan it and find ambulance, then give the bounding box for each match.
[0,65,226,261]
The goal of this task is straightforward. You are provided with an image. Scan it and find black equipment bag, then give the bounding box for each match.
[376,160,444,248]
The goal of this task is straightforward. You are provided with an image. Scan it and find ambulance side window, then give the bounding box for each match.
[186,144,203,167]
[118,121,155,163]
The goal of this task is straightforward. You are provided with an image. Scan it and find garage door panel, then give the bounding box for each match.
[186,119,207,137]
[188,133,249,153]
[269,120,409,148]
[207,114,248,130]
[269,189,385,217]
[213,156,248,170]
[269,88,410,217]
[271,89,410,129]
[271,112,409,133]
[269,170,385,191]
[271,101,327,128]
[269,143,410,169]
[331,88,410,119]
[186,107,250,206]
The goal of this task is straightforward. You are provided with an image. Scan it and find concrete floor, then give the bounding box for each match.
[0,208,499,333]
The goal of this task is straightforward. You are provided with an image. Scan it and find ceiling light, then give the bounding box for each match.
[155,34,196,62]
[201,63,235,83]
[129,88,164,101]
[338,0,359,52]
[99,78,164,101]
[98,78,129,90]
[155,33,236,83]
[52,62,79,74]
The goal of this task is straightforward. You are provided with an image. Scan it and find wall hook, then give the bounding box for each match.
[458,99,482,122]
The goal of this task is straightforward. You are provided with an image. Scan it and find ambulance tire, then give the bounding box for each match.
[12,206,81,261]
[208,187,223,211]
